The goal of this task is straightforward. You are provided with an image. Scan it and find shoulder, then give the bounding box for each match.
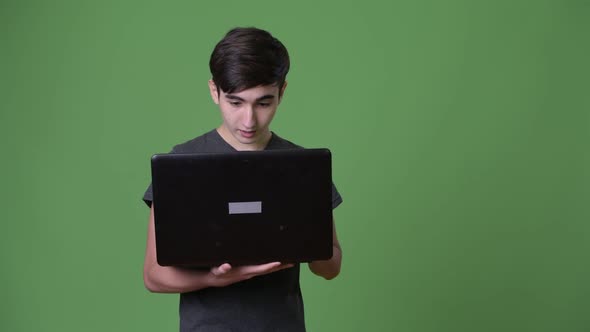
[268,132,304,150]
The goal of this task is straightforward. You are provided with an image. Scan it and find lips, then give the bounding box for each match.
[239,130,256,138]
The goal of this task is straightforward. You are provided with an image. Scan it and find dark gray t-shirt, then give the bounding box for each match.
[143,129,342,332]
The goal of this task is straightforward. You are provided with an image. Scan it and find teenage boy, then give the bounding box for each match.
[142,27,343,332]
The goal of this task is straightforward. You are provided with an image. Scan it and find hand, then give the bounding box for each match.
[208,262,294,287]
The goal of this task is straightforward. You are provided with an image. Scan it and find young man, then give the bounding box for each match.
[142,27,343,331]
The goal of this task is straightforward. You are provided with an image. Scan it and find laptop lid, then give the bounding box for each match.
[151,148,333,267]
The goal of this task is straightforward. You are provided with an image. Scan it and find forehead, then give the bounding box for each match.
[222,85,280,100]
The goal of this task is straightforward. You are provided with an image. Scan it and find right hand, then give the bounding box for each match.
[208,262,294,287]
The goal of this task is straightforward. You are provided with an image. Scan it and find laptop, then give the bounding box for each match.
[150,148,333,267]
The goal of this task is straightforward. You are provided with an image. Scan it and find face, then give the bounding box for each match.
[208,80,286,151]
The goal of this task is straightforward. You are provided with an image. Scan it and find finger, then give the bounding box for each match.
[269,263,295,273]
[244,262,295,277]
[251,263,294,278]
[236,262,282,276]
[211,263,232,276]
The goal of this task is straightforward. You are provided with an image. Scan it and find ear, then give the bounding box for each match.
[208,80,220,105]
[278,81,288,103]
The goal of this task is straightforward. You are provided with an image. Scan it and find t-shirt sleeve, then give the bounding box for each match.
[142,145,180,208]
[331,182,343,210]
[142,183,153,208]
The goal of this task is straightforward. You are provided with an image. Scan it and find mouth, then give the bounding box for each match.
[239,129,256,138]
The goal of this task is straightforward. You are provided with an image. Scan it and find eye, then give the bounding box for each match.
[258,102,271,108]
[229,101,242,107]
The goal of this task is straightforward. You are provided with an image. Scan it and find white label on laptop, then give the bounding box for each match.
[228,201,262,214]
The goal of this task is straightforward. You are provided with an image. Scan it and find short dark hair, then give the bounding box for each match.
[209,27,290,94]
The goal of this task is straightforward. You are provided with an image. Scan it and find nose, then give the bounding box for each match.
[243,106,256,129]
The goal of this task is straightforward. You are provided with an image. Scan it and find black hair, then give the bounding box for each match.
[209,27,290,94]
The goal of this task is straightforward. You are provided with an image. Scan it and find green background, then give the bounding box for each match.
[2,0,589,331]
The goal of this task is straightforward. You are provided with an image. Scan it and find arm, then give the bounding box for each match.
[143,204,293,293]
[308,218,342,280]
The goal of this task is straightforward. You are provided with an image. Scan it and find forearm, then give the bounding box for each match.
[309,218,342,280]
[143,204,213,293]
[309,244,342,280]
[144,264,212,293]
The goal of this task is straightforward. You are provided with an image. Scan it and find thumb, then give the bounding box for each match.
[211,263,232,276]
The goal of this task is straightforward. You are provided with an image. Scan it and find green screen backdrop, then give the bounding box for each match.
[1,0,589,331]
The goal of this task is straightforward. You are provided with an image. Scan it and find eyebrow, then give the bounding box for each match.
[225,94,275,102]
